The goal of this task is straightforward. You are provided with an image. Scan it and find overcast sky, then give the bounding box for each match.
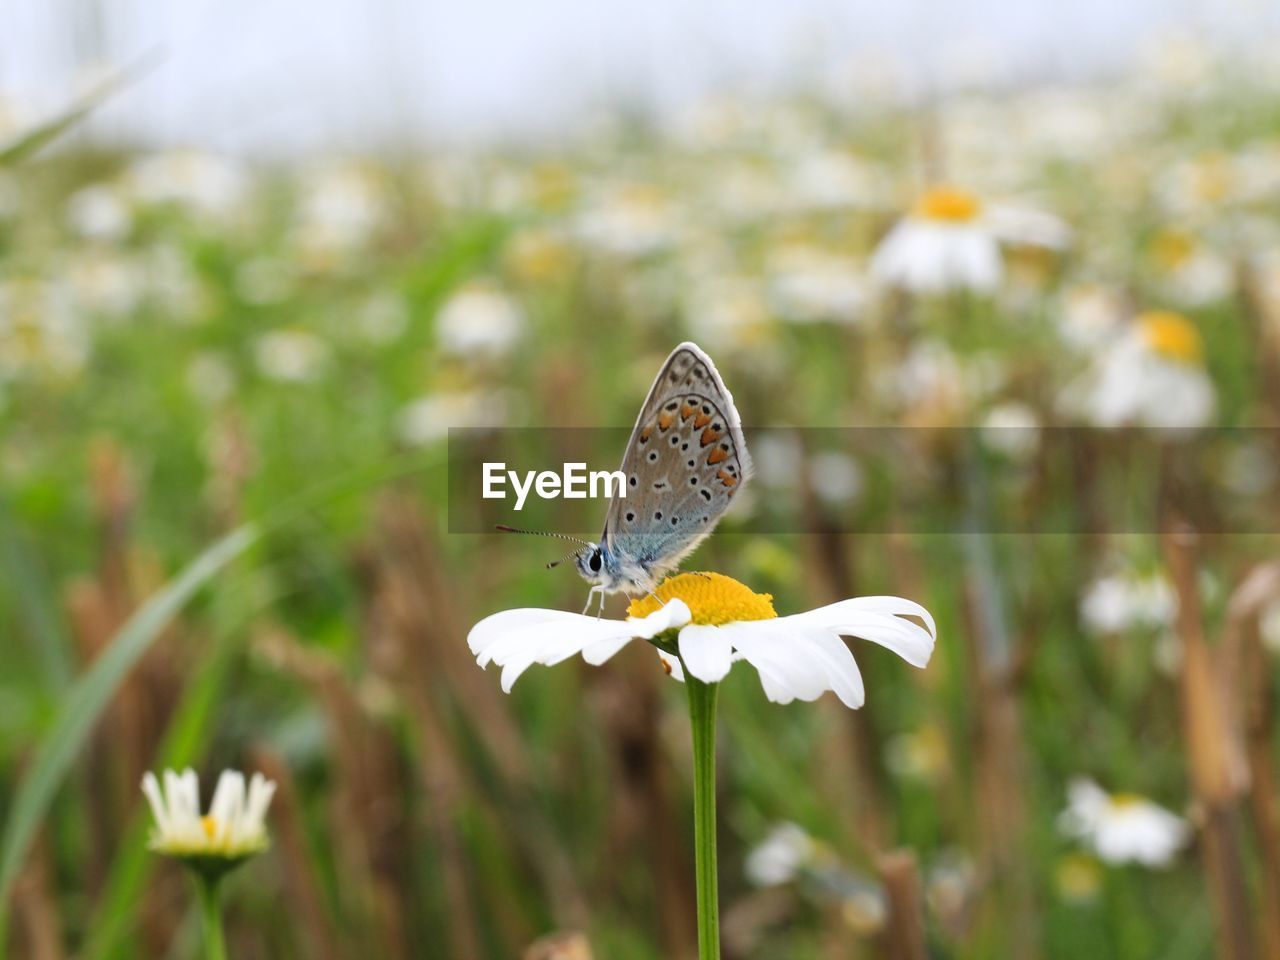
[1,0,1273,154]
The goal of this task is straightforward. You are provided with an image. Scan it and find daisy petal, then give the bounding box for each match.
[678,624,734,682]
[790,596,935,667]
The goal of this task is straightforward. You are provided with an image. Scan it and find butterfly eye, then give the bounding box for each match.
[589,550,602,573]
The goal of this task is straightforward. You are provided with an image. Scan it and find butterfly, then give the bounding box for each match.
[504,342,752,615]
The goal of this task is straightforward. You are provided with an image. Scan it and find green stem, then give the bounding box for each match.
[197,875,227,960]
[686,676,720,960]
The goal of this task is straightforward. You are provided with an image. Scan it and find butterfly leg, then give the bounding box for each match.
[583,584,608,618]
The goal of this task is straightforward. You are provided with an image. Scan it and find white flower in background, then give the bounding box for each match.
[576,183,681,258]
[1058,779,1188,868]
[808,450,863,506]
[980,402,1040,459]
[468,572,935,704]
[885,724,948,782]
[746,822,817,886]
[186,352,237,406]
[126,150,248,222]
[705,163,784,225]
[1080,572,1176,634]
[876,339,1004,424]
[235,257,294,305]
[1063,311,1216,429]
[0,279,86,379]
[767,245,867,324]
[986,204,1074,252]
[355,292,409,345]
[67,184,131,241]
[787,151,886,212]
[1148,228,1232,306]
[684,275,770,346]
[435,283,524,358]
[396,389,510,446]
[295,163,387,261]
[142,768,276,864]
[146,244,208,321]
[871,187,1002,294]
[1056,284,1128,351]
[254,329,330,383]
[63,250,144,318]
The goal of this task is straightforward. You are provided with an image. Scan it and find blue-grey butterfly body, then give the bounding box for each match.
[574,342,751,603]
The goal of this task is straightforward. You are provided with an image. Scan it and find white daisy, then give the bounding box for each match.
[870,187,1002,295]
[1063,310,1216,429]
[435,283,524,358]
[142,768,276,869]
[254,329,330,383]
[1080,572,1176,635]
[745,822,816,886]
[468,572,935,707]
[1058,779,1188,868]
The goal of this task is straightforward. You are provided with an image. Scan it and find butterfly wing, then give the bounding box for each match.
[600,342,751,591]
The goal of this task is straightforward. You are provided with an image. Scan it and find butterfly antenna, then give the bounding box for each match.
[494,525,594,569]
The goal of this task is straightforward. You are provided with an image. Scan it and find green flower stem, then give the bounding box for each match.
[196,875,227,960]
[685,675,720,960]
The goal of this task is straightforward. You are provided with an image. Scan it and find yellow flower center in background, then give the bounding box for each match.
[1055,853,1102,902]
[1108,793,1147,809]
[913,186,982,223]
[201,815,220,840]
[1151,228,1196,270]
[628,572,776,626]
[1138,310,1202,364]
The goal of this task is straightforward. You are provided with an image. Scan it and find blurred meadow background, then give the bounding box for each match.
[6,2,1280,958]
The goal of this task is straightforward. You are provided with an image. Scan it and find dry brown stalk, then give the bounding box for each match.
[877,850,927,960]
[1162,527,1257,960]
[247,746,346,960]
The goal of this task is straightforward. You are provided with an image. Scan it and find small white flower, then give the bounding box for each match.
[870,187,1001,295]
[1062,311,1216,429]
[126,150,248,222]
[576,183,681,258]
[142,768,276,863]
[1080,573,1176,635]
[396,389,510,446]
[1058,779,1188,868]
[746,822,816,886]
[767,245,867,324]
[254,329,330,383]
[436,284,524,358]
[980,403,1040,459]
[468,572,935,706]
[67,185,131,241]
[186,352,236,406]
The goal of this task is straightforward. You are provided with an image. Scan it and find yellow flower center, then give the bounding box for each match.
[913,186,982,223]
[1151,228,1196,270]
[1055,853,1102,900]
[1108,793,1146,809]
[201,815,220,840]
[1138,310,1202,364]
[628,572,776,626]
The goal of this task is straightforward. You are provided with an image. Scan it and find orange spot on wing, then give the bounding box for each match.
[680,404,693,420]
[640,426,653,441]
[701,427,721,446]
[717,469,737,487]
[659,413,674,431]
[694,413,711,429]
[707,448,728,465]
